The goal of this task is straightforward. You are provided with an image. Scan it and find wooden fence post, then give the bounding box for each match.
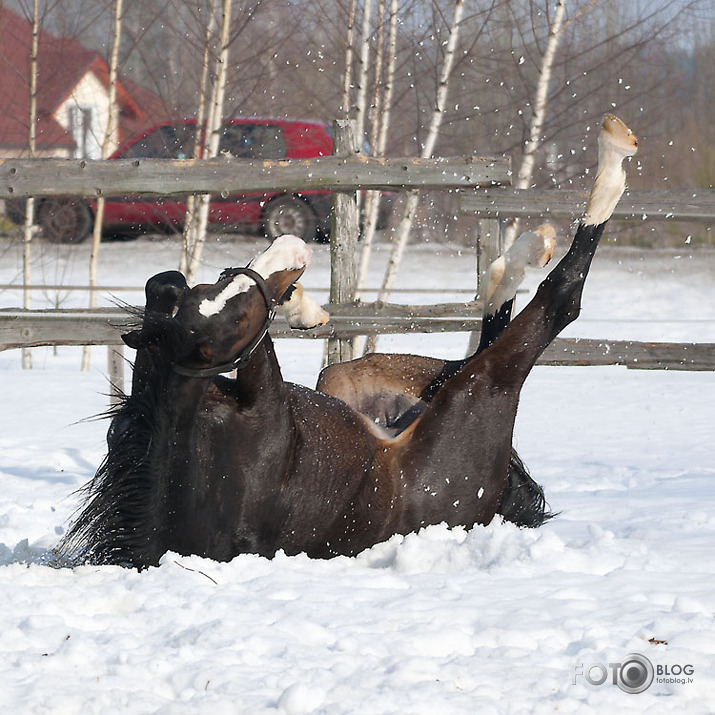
[466,217,503,354]
[327,119,360,365]
[475,217,503,301]
[107,345,124,407]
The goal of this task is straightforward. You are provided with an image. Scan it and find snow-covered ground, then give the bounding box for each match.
[1,234,714,713]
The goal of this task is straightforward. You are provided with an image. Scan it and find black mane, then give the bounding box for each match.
[57,312,184,568]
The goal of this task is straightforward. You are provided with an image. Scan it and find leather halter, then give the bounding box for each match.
[173,267,276,378]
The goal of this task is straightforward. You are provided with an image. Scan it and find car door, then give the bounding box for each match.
[208,122,288,225]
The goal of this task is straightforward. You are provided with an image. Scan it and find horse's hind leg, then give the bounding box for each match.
[395,115,637,531]
[476,222,556,353]
[316,223,555,415]
[407,223,557,405]
[480,114,637,391]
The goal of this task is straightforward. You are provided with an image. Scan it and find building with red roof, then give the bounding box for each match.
[0,7,166,159]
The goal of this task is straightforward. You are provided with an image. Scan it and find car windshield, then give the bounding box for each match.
[219,124,286,159]
[121,124,197,159]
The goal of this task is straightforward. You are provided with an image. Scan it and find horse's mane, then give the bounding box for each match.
[56,311,189,568]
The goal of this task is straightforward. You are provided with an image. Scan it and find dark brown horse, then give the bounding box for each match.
[60,115,637,568]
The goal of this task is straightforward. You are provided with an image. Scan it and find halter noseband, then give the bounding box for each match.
[173,267,276,378]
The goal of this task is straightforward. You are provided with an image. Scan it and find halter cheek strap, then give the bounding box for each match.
[173,267,277,378]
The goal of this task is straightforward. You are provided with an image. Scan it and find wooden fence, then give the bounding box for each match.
[1,135,714,403]
[0,153,509,198]
[1,307,712,370]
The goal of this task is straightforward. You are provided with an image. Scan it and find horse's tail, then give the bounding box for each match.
[497,449,556,528]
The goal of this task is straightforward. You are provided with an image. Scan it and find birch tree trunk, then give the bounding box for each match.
[184,0,232,285]
[501,0,567,250]
[180,0,218,277]
[368,0,386,156]
[22,0,40,370]
[341,0,358,118]
[364,0,465,354]
[356,0,385,284]
[353,0,374,142]
[356,0,398,299]
[82,0,123,371]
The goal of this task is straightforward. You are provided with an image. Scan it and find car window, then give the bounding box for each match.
[219,124,287,159]
[121,125,197,159]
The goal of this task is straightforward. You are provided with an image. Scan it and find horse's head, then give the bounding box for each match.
[177,235,313,375]
[126,235,316,377]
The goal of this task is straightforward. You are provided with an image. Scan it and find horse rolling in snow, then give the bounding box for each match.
[59,114,637,568]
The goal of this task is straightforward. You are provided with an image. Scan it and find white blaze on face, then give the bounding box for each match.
[485,223,557,315]
[584,114,638,227]
[198,235,312,317]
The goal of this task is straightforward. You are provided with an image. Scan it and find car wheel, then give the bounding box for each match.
[37,198,93,244]
[4,198,27,226]
[263,196,318,242]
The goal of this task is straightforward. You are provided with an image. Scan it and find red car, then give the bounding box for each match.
[7,118,390,243]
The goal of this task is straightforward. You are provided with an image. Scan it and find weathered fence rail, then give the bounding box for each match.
[462,187,715,221]
[0,154,510,198]
[1,308,713,371]
[464,186,715,327]
[0,283,479,296]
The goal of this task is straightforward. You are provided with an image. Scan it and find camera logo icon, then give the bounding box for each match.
[616,654,654,694]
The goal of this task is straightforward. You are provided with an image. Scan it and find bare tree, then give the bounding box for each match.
[364,0,466,353]
[21,0,41,370]
[341,0,358,117]
[500,0,568,249]
[357,0,398,300]
[81,0,123,371]
[180,0,232,285]
[180,0,218,278]
[354,0,374,141]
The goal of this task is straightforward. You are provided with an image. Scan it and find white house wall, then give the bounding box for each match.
[54,70,118,159]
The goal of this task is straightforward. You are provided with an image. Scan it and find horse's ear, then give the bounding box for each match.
[145,271,188,316]
[122,315,176,350]
[264,267,306,305]
[124,271,189,350]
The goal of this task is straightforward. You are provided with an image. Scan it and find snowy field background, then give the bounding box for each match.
[1,234,714,713]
